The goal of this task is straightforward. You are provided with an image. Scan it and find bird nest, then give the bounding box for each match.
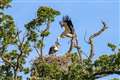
[33,53,79,70]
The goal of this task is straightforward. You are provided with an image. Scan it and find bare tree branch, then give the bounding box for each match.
[88,21,108,62]
[34,46,41,57]
[89,70,120,79]
[84,31,89,44]
[39,20,51,59]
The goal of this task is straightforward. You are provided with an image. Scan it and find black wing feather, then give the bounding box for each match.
[63,16,74,34]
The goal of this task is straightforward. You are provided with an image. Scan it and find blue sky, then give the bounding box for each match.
[5,0,120,79]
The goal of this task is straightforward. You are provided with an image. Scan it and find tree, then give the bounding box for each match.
[25,6,60,59]
[0,0,120,80]
[0,0,31,80]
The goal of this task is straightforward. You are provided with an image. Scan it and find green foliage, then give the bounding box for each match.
[21,41,31,55]
[32,60,63,80]
[0,65,13,80]
[0,12,17,46]
[41,30,50,37]
[25,6,60,30]
[94,54,117,71]
[0,0,12,9]
[23,68,30,74]
[37,6,60,22]
[27,30,38,41]
[37,62,63,80]
[71,52,79,63]
[36,40,44,48]
[66,63,86,80]
[108,43,117,51]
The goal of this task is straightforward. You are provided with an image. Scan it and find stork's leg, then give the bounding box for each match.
[75,37,83,64]
[67,37,74,54]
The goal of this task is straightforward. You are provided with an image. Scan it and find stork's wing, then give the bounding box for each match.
[67,19,75,34]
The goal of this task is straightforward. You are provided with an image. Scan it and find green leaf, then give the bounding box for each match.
[108,43,117,51]
[37,40,44,48]
[27,30,37,41]
[21,41,31,54]
[10,50,17,57]
[19,58,26,64]
[41,30,50,37]
[23,68,29,74]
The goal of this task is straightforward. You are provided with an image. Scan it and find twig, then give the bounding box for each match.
[34,46,41,57]
[84,31,89,44]
[40,36,44,59]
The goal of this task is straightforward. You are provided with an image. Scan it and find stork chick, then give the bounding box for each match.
[48,42,60,55]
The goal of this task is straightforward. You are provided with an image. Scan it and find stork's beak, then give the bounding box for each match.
[55,41,60,46]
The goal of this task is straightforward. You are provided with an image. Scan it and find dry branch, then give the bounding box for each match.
[88,21,108,62]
